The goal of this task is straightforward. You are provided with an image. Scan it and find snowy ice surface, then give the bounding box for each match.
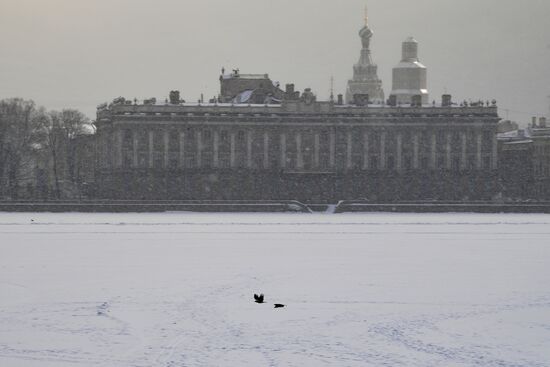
[1,212,549,367]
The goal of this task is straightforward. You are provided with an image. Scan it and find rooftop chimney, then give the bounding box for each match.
[169,90,181,105]
[540,117,547,128]
[411,95,422,107]
[286,84,295,94]
[442,94,452,107]
[532,117,537,127]
[353,94,369,107]
[337,94,344,105]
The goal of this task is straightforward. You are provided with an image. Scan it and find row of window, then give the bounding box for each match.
[119,147,493,172]
[118,129,496,156]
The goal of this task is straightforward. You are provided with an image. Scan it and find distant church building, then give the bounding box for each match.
[390,37,429,105]
[346,8,385,105]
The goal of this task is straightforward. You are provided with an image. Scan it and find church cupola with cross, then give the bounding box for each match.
[346,5,385,105]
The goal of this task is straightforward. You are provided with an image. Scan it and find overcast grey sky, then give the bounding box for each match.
[1,0,549,124]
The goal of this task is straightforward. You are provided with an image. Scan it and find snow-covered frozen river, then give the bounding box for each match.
[1,212,549,367]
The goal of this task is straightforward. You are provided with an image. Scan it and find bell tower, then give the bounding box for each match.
[390,37,429,105]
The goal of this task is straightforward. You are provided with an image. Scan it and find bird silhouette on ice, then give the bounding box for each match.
[254,294,265,304]
[254,294,286,308]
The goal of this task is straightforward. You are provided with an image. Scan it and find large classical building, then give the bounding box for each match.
[93,10,500,203]
[95,91,499,202]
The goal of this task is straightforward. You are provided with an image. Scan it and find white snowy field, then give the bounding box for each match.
[0,213,549,367]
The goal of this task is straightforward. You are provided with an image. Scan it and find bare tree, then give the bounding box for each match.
[0,99,43,199]
[37,109,91,199]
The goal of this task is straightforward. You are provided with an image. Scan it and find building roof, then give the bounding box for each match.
[221,73,270,80]
[394,61,427,69]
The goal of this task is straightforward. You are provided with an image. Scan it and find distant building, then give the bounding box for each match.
[92,8,501,203]
[497,117,550,200]
[346,8,385,105]
[497,120,519,133]
[498,129,534,199]
[219,70,284,104]
[94,89,499,202]
[390,37,429,106]
[530,117,550,199]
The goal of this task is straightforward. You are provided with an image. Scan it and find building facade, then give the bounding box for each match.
[94,94,500,202]
[497,117,550,200]
[498,129,534,200]
[530,118,550,199]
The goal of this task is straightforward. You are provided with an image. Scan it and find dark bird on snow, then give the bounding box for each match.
[274,304,285,309]
[254,294,265,304]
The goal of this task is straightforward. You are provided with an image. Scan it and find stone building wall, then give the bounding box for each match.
[94,101,500,202]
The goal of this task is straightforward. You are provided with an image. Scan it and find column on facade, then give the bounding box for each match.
[116,129,123,168]
[196,131,202,168]
[348,131,354,170]
[329,131,335,169]
[148,130,154,169]
[230,132,236,168]
[446,132,452,170]
[460,132,467,171]
[247,131,253,169]
[263,132,269,169]
[362,132,369,170]
[213,130,220,168]
[413,132,419,169]
[132,130,139,168]
[98,131,106,169]
[476,132,482,170]
[430,132,437,169]
[314,133,320,169]
[163,130,169,169]
[380,131,386,169]
[179,132,185,168]
[396,132,403,171]
[280,133,287,169]
[296,132,304,170]
[491,133,498,170]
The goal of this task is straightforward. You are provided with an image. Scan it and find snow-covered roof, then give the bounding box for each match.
[390,89,429,95]
[498,130,523,139]
[222,73,269,80]
[232,90,254,104]
[502,139,533,145]
[394,61,426,69]
[498,130,533,144]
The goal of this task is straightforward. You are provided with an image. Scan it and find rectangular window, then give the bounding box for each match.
[421,157,429,170]
[370,156,379,170]
[468,157,476,170]
[404,156,412,170]
[437,157,445,169]
[387,156,395,170]
[237,131,245,143]
[452,158,460,171]
[483,157,491,170]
